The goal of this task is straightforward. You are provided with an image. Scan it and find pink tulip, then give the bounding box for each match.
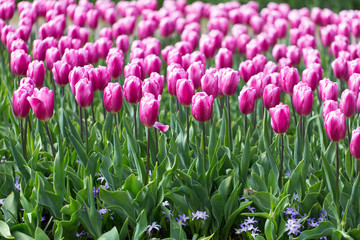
[167,66,187,96]
[106,53,123,79]
[12,88,31,119]
[332,57,349,81]
[319,79,338,102]
[116,35,129,53]
[124,61,143,80]
[324,109,346,142]
[239,60,256,83]
[124,76,142,104]
[201,72,218,98]
[302,68,319,91]
[166,48,182,65]
[286,45,301,66]
[350,127,360,159]
[137,20,156,40]
[322,100,339,120]
[358,93,360,113]
[263,84,281,110]
[264,61,278,74]
[220,69,240,96]
[95,38,113,59]
[249,15,264,34]
[52,61,71,87]
[10,39,28,53]
[292,82,313,116]
[270,103,291,134]
[340,89,356,118]
[11,50,31,76]
[280,67,300,95]
[87,9,99,29]
[238,86,256,115]
[215,48,233,69]
[103,83,123,113]
[144,54,162,76]
[191,92,214,122]
[199,35,216,59]
[349,73,360,96]
[290,28,301,46]
[246,39,259,60]
[159,17,176,37]
[69,67,88,94]
[320,25,337,47]
[187,61,205,90]
[272,44,287,62]
[247,72,271,99]
[221,36,236,53]
[252,54,267,73]
[99,28,113,40]
[45,47,61,71]
[236,33,250,55]
[27,87,54,121]
[176,78,195,107]
[75,78,94,108]
[95,66,111,92]
[84,43,98,64]
[139,93,160,127]
[27,60,45,88]
[19,78,34,95]
[142,77,161,99]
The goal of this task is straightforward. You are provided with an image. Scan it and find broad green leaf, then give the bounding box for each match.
[294,221,334,240]
[98,227,119,240]
[0,221,14,239]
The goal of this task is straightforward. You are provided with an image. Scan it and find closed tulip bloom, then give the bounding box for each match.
[95,66,111,92]
[252,54,267,73]
[323,100,339,120]
[27,87,54,121]
[176,78,195,106]
[19,78,35,94]
[292,82,313,116]
[159,17,176,37]
[199,35,216,59]
[201,72,218,98]
[237,33,250,55]
[238,86,256,115]
[222,36,237,53]
[106,53,123,79]
[332,57,349,81]
[62,49,78,70]
[10,39,28,53]
[52,61,71,86]
[124,61,143,80]
[45,47,61,71]
[239,60,256,83]
[84,43,98,64]
[350,127,360,159]
[124,76,142,104]
[247,72,271,99]
[27,60,45,88]
[286,45,301,66]
[95,38,113,59]
[75,78,93,108]
[144,54,162,76]
[320,79,338,102]
[167,67,187,96]
[320,25,337,47]
[340,89,356,118]
[87,9,99,29]
[280,67,300,95]
[11,50,31,76]
[12,88,31,119]
[142,77,161,98]
[139,93,160,127]
[324,109,346,142]
[103,82,123,113]
[191,92,214,122]
[270,103,291,134]
[215,48,233,69]
[149,72,164,95]
[69,67,87,94]
[349,73,360,96]
[116,35,129,53]
[246,39,259,60]
[272,44,287,62]
[290,28,301,46]
[187,61,205,90]
[263,84,281,110]
[358,93,360,113]
[220,69,240,96]
[302,68,319,91]
[264,61,278,74]
[249,15,264,34]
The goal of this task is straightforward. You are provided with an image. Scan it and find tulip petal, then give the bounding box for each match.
[153,122,169,132]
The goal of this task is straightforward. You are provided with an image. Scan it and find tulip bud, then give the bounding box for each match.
[137,20,156,40]
[116,35,129,53]
[159,17,176,37]
[167,66,187,96]
[124,76,142,104]
[187,61,205,90]
[270,103,291,134]
[322,100,339,120]
[27,60,45,88]
[324,109,346,142]
[84,43,99,64]
[236,34,250,54]
[95,38,113,59]
[191,92,214,122]
[27,87,54,121]
[358,92,360,113]
[215,48,233,69]
[332,57,349,81]
[12,88,31,119]
[11,50,31,76]
[19,78,35,95]
[350,127,360,159]
[246,39,259,60]
[286,45,301,66]
[349,73,360,96]
[292,82,313,116]
[45,47,61,71]
[201,72,218,98]
[106,52,124,79]
[302,68,319,91]
[319,78,338,102]
[252,54,267,73]
[280,67,300,95]
[247,72,271,99]
[272,44,287,62]
[95,66,111,92]
[220,69,240,96]
[199,35,216,59]
[238,86,256,115]
[103,83,123,113]
[340,89,356,118]
[239,60,256,83]
[222,36,236,53]
[87,9,99,29]
[75,78,93,108]
[139,93,160,127]
[144,54,162,76]
[142,77,161,99]
[176,78,195,107]
[124,61,144,80]
[263,84,281,110]
[264,61,278,74]
[52,61,71,87]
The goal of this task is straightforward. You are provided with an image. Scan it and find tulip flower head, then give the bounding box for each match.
[324,109,346,142]
[238,86,256,115]
[103,83,123,113]
[340,89,356,118]
[292,82,313,116]
[74,78,94,108]
[191,92,214,122]
[350,127,360,159]
[27,87,54,121]
[270,103,291,134]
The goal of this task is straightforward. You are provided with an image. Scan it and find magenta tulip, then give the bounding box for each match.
[319,79,338,102]
[239,60,256,83]
[176,78,195,107]
[350,127,360,159]
[167,66,187,96]
[124,76,142,104]
[263,84,281,110]
[75,78,94,108]
[27,87,54,121]
[292,82,313,116]
[144,54,162,76]
[139,93,160,127]
[11,50,31,76]
[272,44,287,62]
[116,35,129,53]
[349,73,360,96]
[340,89,356,118]
[106,53,123,79]
[324,109,346,142]
[215,48,233,69]
[220,69,240,96]
[45,47,61,71]
[187,61,205,90]
[280,67,300,95]
[103,83,123,113]
[201,72,218,98]
[52,61,71,87]
[247,72,271,99]
[27,60,45,89]
[323,100,339,120]
[12,88,31,119]
[238,86,256,115]
[142,77,161,99]
[332,57,349,81]
[191,92,214,122]
[270,103,291,134]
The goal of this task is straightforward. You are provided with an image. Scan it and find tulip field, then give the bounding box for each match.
[2,0,360,239]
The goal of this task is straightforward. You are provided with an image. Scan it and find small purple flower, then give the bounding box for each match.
[247,205,256,213]
[162,201,170,207]
[97,174,106,184]
[285,170,291,177]
[285,218,303,236]
[146,222,161,235]
[103,182,110,189]
[283,208,299,217]
[41,216,46,222]
[76,231,86,237]
[293,193,300,202]
[244,217,257,225]
[1,155,5,163]
[308,218,319,228]
[191,211,209,220]
[0,199,4,205]
[176,214,189,226]
[99,208,109,217]
[14,177,20,191]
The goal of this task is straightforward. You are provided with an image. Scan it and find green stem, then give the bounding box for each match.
[291,101,298,126]
[134,104,137,139]
[227,96,232,151]
[279,134,284,187]
[186,107,189,144]
[253,101,257,129]
[202,122,206,169]
[44,121,56,159]
[145,127,150,184]
[336,143,340,216]
[20,118,25,157]
[114,113,118,133]
[244,115,247,138]
[84,108,88,154]
[91,104,96,124]
[357,159,359,177]
[79,105,83,141]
